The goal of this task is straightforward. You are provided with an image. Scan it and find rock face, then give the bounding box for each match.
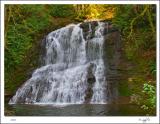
[9,21,120,105]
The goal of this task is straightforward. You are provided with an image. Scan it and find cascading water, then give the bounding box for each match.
[9,21,110,105]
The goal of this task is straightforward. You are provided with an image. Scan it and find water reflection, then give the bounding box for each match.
[9,104,149,116]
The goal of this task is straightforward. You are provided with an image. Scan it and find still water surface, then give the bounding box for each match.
[9,104,147,116]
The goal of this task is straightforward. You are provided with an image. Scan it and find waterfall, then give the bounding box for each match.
[9,21,110,105]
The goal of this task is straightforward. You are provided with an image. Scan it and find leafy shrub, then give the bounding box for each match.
[142,83,156,109]
[149,61,156,77]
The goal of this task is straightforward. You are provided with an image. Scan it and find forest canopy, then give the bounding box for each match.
[4,4,156,115]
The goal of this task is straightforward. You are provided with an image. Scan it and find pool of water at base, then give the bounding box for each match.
[7,104,150,116]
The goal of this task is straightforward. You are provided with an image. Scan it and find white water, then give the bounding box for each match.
[9,21,108,105]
